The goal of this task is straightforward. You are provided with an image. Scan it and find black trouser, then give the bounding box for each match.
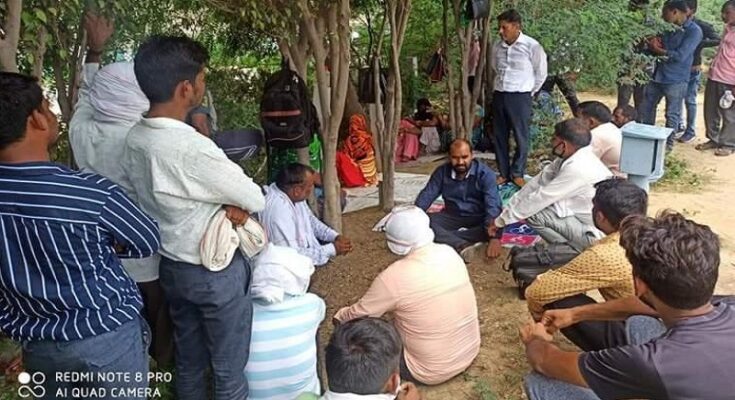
[540,75,580,116]
[617,82,647,122]
[399,348,419,383]
[138,280,175,368]
[492,91,532,181]
[429,212,488,251]
[545,294,627,352]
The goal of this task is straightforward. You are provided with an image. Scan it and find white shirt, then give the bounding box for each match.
[491,32,548,94]
[495,146,612,228]
[258,184,338,267]
[121,117,264,265]
[69,64,159,282]
[590,122,624,177]
[319,392,395,400]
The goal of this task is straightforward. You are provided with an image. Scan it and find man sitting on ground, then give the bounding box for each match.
[246,244,325,400]
[334,206,480,385]
[578,101,624,176]
[611,104,637,128]
[415,139,503,261]
[260,163,353,267]
[489,119,612,253]
[520,211,735,400]
[297,318,422,400]
[524,179,648,351]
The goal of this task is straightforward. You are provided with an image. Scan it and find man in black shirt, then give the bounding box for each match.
[677,0,721,143]
[520,211,735,400]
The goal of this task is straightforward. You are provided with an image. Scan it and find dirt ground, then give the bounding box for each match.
[309,91,735,400]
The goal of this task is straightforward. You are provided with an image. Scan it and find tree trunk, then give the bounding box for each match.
[444,1,492,141]
[0,0,22,72]
[371,55,385,176]
[32,26,48,79]
[379,0,411,212]
[340,78,365,142]
[51,24,86,125]
[442,0,458,136]
[300,0,351,232]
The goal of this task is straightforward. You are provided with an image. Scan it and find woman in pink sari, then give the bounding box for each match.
[396,118,421,163]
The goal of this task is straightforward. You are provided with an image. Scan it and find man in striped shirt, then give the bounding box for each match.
[0,72,160,399]
[245,245,325,400]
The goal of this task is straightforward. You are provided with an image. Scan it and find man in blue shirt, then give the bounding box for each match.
[641,0,703,149]
[415,139,503,261]
[0,72,160,398]
[676,0,721,143]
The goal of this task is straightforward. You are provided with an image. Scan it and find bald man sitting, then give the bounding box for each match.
[415,139,503,261]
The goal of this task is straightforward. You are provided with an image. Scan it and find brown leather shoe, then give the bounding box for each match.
[512,177,526,187]
[496,176,508,185]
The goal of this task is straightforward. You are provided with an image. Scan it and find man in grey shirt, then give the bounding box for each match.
[519,211,735,400]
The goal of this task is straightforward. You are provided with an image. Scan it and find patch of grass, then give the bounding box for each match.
[149,366,175,400]
[655,153,713,191]
[464,374,500,400]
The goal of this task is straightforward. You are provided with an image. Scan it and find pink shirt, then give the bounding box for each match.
[711,24,735,85]
[334,243,480,385]
[590,123,624,177]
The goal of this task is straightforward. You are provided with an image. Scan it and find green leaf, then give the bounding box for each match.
[34,9,47,24]
[21,10,34,26]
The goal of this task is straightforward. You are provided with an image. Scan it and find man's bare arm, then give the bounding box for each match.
[542,296,658,332]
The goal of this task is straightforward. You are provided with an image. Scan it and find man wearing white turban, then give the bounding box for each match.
[246,244,325,400]
[68,14,171,365]
[334,205,481,386]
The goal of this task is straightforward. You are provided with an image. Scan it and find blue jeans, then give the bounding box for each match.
[681,70,702,140]
[159,252,253,400]
[642,81,688,147]
[22,316,150,400]
[523,316,665,400]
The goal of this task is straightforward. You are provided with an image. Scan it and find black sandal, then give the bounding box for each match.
[696,141,718,151]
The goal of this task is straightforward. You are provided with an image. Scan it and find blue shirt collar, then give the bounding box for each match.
[449,159,479,180]
[0,162,70,176]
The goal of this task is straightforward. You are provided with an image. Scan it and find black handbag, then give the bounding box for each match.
[466,0,490,20]
[358,66,387,104]
[424,51,447,83]
[503,243,580,299]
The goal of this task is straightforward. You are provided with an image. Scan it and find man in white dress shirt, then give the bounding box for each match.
[488,119,612,253]
[121,35,265,400]
[491,9,548,187]
[578,101,624,177]
[259,163,353,267]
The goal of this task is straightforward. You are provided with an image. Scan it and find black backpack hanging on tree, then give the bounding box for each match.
[465,0,490,20]
[260,58,317,149]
